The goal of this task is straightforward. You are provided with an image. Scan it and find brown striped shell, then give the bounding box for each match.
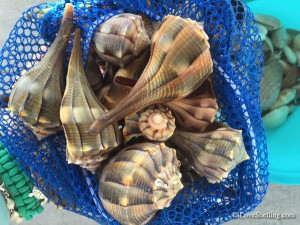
[98,142,183,225]
[8,4,74,139]
[90,15,213,134]
[93,13,151,67]
[60,29,121,173]
[123,105,176,142]
[170,123,250,183]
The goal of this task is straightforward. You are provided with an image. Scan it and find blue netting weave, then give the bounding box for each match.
[0,0,268,224]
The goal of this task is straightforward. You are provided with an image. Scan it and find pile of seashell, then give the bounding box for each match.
[7,4,250,225]
[256,14,300,129]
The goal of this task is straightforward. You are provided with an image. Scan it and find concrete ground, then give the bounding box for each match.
[1,0,299,225]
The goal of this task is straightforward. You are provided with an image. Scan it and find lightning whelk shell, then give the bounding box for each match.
[60,29,121,172]
[254,14,281,31]
[90,15,213,134]
[98,142,183,225]
[170,123,250,183]
[93,13,151,67]
[8,4,74,138]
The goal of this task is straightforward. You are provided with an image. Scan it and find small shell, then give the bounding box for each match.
[93,13,151,67]
[257,24,268,41]
[263,106,289,129]
[90,15,213,134]
[165,78,218,132]
[263,37,274,59]
[270,88,297,110]
[260,60,283,112]
[280,62,299,89]
[170,123,249,183]
[293,34,300,51]
[283,45,298,64]
[98,142,183,225]
[271,28,289,49]
[138,107,176,141]
[123,105,176,142]
[254,14,281,31]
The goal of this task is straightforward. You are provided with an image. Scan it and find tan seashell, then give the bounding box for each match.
[90,15,213,134]
[8,4,74,139]
[270,88,297,110]
[287,28,300,45]
[260,60,283,112]
[283,45,297,64]
[93,13,151,67]
[262,106,289,129]
[254,14,281,31]
[165,78,218,132]
[138,106,176,142]
[263,37,274,60]
[98,142,183,225]
[123,105,176,142]
[280,62,299,89]
[257,23,268,41]
[271,28,289,49]
[60,29,122,172]
[170,123,249,183]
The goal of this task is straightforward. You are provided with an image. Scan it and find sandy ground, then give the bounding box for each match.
[0,1,299,225]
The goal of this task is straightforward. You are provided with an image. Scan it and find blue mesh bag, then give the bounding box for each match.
[0,0,268,224]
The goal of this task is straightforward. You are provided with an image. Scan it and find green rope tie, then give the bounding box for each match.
[0,142,44,221]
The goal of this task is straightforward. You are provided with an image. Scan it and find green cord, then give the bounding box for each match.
[0,142,44,221]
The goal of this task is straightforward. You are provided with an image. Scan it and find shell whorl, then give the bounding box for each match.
[99,142,183,225]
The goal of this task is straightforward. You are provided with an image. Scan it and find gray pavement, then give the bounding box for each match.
[1,0,299,224]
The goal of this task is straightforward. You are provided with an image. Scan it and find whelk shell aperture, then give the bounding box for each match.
[99,142,183,225]
[90,15,213,134]
[60,29,121,172]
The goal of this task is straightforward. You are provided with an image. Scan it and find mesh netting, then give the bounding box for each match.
[0,0,268,224]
